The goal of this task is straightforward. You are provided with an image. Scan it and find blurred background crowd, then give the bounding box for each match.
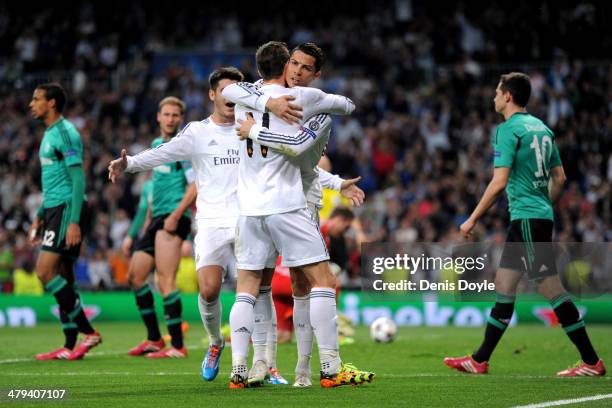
[0,1,610,293]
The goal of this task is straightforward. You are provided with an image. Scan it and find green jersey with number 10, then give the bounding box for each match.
[493,112,562,221]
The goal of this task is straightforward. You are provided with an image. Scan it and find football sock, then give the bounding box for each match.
[59,309,78,349]
[293,294,313,374]
[472,293,515,363]
[134,283,162,341]
[198,294,222,346]
[252,286,272,365]
[60,284,80,349]
[310,288,340,375]
[163,290,183,349]
[230,293,255,376]
[46,276,94,335]
[551,293,599,365]
[266,294,278,368]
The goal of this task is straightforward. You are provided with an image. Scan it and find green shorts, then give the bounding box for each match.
[40,203,88,259]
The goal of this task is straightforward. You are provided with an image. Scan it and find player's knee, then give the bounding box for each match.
[494,276,515,296]
[157,280,176,297]
[200,285,220,303]
[536,277,563,300]
[309,264,335,288]
[127,275,141,290]
[35,260,55,284]
[321,275,336,288]
[127,269,145,289]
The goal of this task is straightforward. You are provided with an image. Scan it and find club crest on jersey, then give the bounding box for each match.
[309,121,320,132]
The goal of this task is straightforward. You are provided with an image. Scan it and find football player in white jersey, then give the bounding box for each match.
[223,41,371,388]
[230,43,371,387]
[108,67,243,379]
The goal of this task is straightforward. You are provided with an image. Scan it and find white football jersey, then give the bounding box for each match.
[255,114,335,206]
[224,82,354,215]
[126,117,240,227]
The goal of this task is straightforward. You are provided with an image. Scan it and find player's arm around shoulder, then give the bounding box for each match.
[299,86,355,116]
[222,81,270,112]
[243,113,332,156]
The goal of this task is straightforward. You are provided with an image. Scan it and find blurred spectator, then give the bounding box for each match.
[176,240,197,293]
[109,250,129,287]
[88,249,113,290]
[0,230,14,291]
[109,209,131,249]
[12,260,43,295]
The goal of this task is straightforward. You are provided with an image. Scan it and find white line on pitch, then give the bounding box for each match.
[511,393,612,408]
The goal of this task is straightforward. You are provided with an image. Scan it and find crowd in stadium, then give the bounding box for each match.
[0,1,610,292]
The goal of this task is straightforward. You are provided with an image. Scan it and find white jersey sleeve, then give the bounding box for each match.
[222,82,270,113]
[184,166,195,184]
[248,114,332,156]
[126,124,195,172]
[318,167,343,191]
[298,87,355,116]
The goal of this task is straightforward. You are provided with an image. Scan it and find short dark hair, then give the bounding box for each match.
[255,41,290,80]
[291,43,325,72]
[36,83,67,113]
[329,206,355,221]
[499,72,531,107]
[209,66,244,90]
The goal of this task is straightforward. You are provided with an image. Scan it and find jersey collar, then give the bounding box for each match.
[509,111,529,120]
[46,116,64,131]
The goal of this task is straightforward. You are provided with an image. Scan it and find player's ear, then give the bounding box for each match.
[209,88,215,102]
[314,70,321,80]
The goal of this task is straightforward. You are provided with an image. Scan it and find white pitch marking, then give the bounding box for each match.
[511,393,612,408]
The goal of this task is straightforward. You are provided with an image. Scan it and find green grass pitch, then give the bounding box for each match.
[1,323,611,407]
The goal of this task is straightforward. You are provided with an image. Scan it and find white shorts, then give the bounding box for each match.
[235,208,329,270]
[194,222,236,272]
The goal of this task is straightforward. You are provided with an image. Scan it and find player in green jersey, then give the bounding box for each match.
[121,97,197,358]
[444,73,605,376]
[28,83,101,361]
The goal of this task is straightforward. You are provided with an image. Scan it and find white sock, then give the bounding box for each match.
[198,294,222,346]
[230,292,255,376]
[293,294,313,375]
[266,291,278,368]
[310,288,340,375]
[252,286,272,365]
